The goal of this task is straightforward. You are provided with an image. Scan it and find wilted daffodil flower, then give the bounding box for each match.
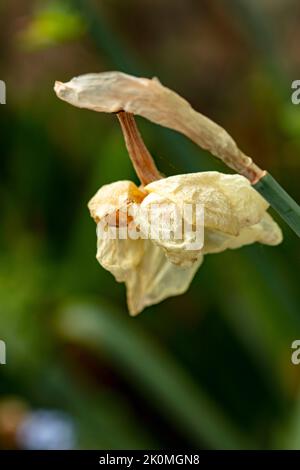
[55,72,283,316]
[88,174,281,315]
[88,179,203,315]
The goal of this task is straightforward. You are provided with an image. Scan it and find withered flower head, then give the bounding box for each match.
[55,72,282,316]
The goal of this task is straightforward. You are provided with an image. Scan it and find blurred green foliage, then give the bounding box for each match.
[19,2,86,50]
[0,0,300,450]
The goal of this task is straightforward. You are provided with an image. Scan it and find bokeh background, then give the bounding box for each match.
[0,0,300,450]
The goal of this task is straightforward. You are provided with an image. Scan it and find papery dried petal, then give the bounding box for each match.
[135,192,204,267]
[96,230,202,316]
[125,241,202,315]
[203,213,282,254]
[144,172,269,235]
[88,180,145,223]
[96,229,144,282]
[136,172,281,265]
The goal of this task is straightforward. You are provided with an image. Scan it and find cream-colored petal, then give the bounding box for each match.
[127,241,203,316]
[54,72,262,179]
[144,172,269,235]
[203,213,283,255]
[96,227,145,282]
[212,173,269,228]
[96,229,202,315]
[139,172,282,262]
[135,192,204,267]
[88,180,145,223]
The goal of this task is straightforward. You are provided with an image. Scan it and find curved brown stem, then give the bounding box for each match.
[117,111,161,185]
